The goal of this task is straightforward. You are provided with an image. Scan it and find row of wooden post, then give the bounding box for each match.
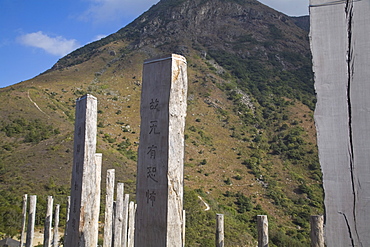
[215,214,324,247]
[18,170,137,247]
[19,195,60,247]
[20,193,324,247]
[103,169,137,247]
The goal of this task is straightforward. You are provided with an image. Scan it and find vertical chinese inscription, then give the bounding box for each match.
[135,54,188,247]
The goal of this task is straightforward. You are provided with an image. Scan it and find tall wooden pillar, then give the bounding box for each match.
[43,196,53,247]
[64,196,70,247]
[310,215,324,247]
[65,94,100,247]
[135,54,188,246]
[113,183,124,247]
[104,169,115,247]
[121,194,130,247]
[216,214,224,247]
[53,204,60,247]
[257,215,269,247]
[25,195,37,247]
[20,194,28,247]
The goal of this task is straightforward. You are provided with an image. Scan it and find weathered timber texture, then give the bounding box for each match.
[104,169,115,247]
[65,94,100,247]
[121,194,130,247]
[310,215,324,247]
[182,210,186,247]
[20,194,27,247]
[257,215,268,247]
[25,195,37,247]
[64,196,70,247]
[53,204,60,247]
[94,153,102,242]
[216,214,224,247]
[310,0,370,245]
[135,54,188,247]
[127,202,136,247]
[114,183,124,247]
[43,196,53,247]
[112,201,116,242]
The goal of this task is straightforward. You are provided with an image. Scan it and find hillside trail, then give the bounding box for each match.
[27,90,49,118]
[198,196,210,211]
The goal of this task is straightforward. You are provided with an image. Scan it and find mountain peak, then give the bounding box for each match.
[54,0,306,71]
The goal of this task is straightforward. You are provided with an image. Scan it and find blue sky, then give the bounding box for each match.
[0,0,309,89]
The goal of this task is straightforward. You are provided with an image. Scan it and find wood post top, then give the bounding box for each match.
[76,94,97,102]
[144,54,187,65]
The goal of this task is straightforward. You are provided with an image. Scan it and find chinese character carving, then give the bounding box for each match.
[149,120,160,134]
[150,99,159,110]
[147,166,158,182]
[146,190,156,206]
[73,198,77,213]
[75,162,80,174]
[147,145,157,159]
[72,218,76,230]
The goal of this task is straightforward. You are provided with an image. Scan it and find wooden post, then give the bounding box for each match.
[216,214,224,247]
[94,153,102,240]
[63,196,70,247]
[121,194,130,247]
[311,1,370,245]
[53,204,60,247]
[20,194,27,247]
[114,183,124,247]
[25,195,37,247]
[65,94,100,247]
[104,169,115,247]
[112,201,116,243]
[127,202,136,247]
[135,54,188,246]
[182,210,186,247]
[310,215,324,247]
[43,196,54,247]
[257,215,268,247]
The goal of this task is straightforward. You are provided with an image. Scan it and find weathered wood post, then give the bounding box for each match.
[135,54,188,246]
[121,194,130,247]
[310,215,324,247]
[63,196,70,247]
[216,214,224,247]
[20,194,27,247]
[25,195,37,247]
[104,169,115,247]
[94,153,102,214]
[43,196,54,247]
[114,183,124,247]
[65,94,101,247]
[53,204,60,247]
[257,215,268,247]
[182,210,186,247]
[310,0,370,245]
[112,201,116,242]
[127,201,136,247]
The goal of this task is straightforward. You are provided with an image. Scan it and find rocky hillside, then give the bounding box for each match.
[0,0,321,245]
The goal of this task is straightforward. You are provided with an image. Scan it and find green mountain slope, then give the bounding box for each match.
[0,0,322,245]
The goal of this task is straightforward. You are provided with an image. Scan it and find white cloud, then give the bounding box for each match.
[81,0,159,23]
[18,31,80,56]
